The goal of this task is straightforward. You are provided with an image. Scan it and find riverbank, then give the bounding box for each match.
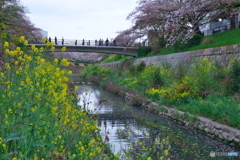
[78,61,240,148]
[99,81,240,147]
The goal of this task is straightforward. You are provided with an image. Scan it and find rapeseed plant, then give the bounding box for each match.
[0,37,116,159]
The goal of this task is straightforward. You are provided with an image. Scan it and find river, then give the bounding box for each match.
[77,84,240,160]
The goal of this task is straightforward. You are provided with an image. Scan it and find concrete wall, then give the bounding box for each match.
[133,44,240,67]
[101,44,240,68]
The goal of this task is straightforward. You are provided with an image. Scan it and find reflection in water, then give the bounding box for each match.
[77,84,239,160]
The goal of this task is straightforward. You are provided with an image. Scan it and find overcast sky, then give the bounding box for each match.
[21,0,138,41]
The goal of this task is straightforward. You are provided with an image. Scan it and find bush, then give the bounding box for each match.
[173,34,203,52]
[230,59,240,92]
[152,67,163,86]
[186,34,203,48]
[136,61,146,73]
[137,46,152,57]
[80,65,111,81]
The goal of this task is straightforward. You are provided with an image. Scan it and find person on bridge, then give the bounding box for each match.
[105,38,109,46]
[55,36,57,45]
[113,39,116,46]
[82,39,85,46]
[62,37,64,45]
[75,40,77,46]
[95,39,98,46]
[99,39,101,46]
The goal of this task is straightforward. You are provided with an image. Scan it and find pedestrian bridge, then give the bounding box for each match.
[30,44,138,57]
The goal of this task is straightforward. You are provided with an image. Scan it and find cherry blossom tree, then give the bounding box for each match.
[0,0,42,61]
[116,0,240,48]
[0,0,42,39]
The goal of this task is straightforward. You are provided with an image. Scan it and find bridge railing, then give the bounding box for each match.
[28,38,146,47]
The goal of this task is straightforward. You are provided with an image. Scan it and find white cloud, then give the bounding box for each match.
[21,0,138,40]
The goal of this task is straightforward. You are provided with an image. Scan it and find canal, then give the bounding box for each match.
[77,84,240,160]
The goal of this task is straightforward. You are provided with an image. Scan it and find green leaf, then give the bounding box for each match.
[33,143,49,147]
[5,132,22,141]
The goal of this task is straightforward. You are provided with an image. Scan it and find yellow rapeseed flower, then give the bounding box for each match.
[61,47,66,52]
[54,59,59,64]
[40,58,45,64]
[42,37,47,43]
[51,46,55,52]
[24,40,28,46]
[4,42,9,47]
[164,149,169,156]
[0,72,4,78]
[72,154,76,159]
[19,36,25,42]
[67,71,72,75]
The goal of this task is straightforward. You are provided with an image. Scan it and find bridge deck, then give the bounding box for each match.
[29,44,138,57]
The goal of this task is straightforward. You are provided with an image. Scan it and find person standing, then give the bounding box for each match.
[82,39,85,46]
[62,37,64,45]
[105,38,109,46]
[75,40,77,46]
[55,36,57,45]
[49,37,51,42]
[95,39,98,46]
[113,39,116,46]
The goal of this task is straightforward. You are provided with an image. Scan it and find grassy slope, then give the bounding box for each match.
[157,28,240,56]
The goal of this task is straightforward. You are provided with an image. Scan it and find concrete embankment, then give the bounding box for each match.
[100,44,240,68]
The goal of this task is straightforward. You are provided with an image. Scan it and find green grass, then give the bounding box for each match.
[103,55,132,63]
[175,94,240,128]
[189,28,240,51]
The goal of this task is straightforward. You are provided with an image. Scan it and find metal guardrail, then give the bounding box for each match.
[29,38,120,47]
[28,38,147,47]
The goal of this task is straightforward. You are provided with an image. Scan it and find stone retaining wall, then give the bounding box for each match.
[100,44,240,68]
[146,102,240,145]
[133,44,240,67]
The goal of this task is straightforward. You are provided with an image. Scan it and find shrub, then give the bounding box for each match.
[80,65,111,81]
[229,59,240,92]
[136,61,146,73]
[186,34,203,48]
[137,46,152,57]
[137,65,155,88]
[152,67,163,87]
